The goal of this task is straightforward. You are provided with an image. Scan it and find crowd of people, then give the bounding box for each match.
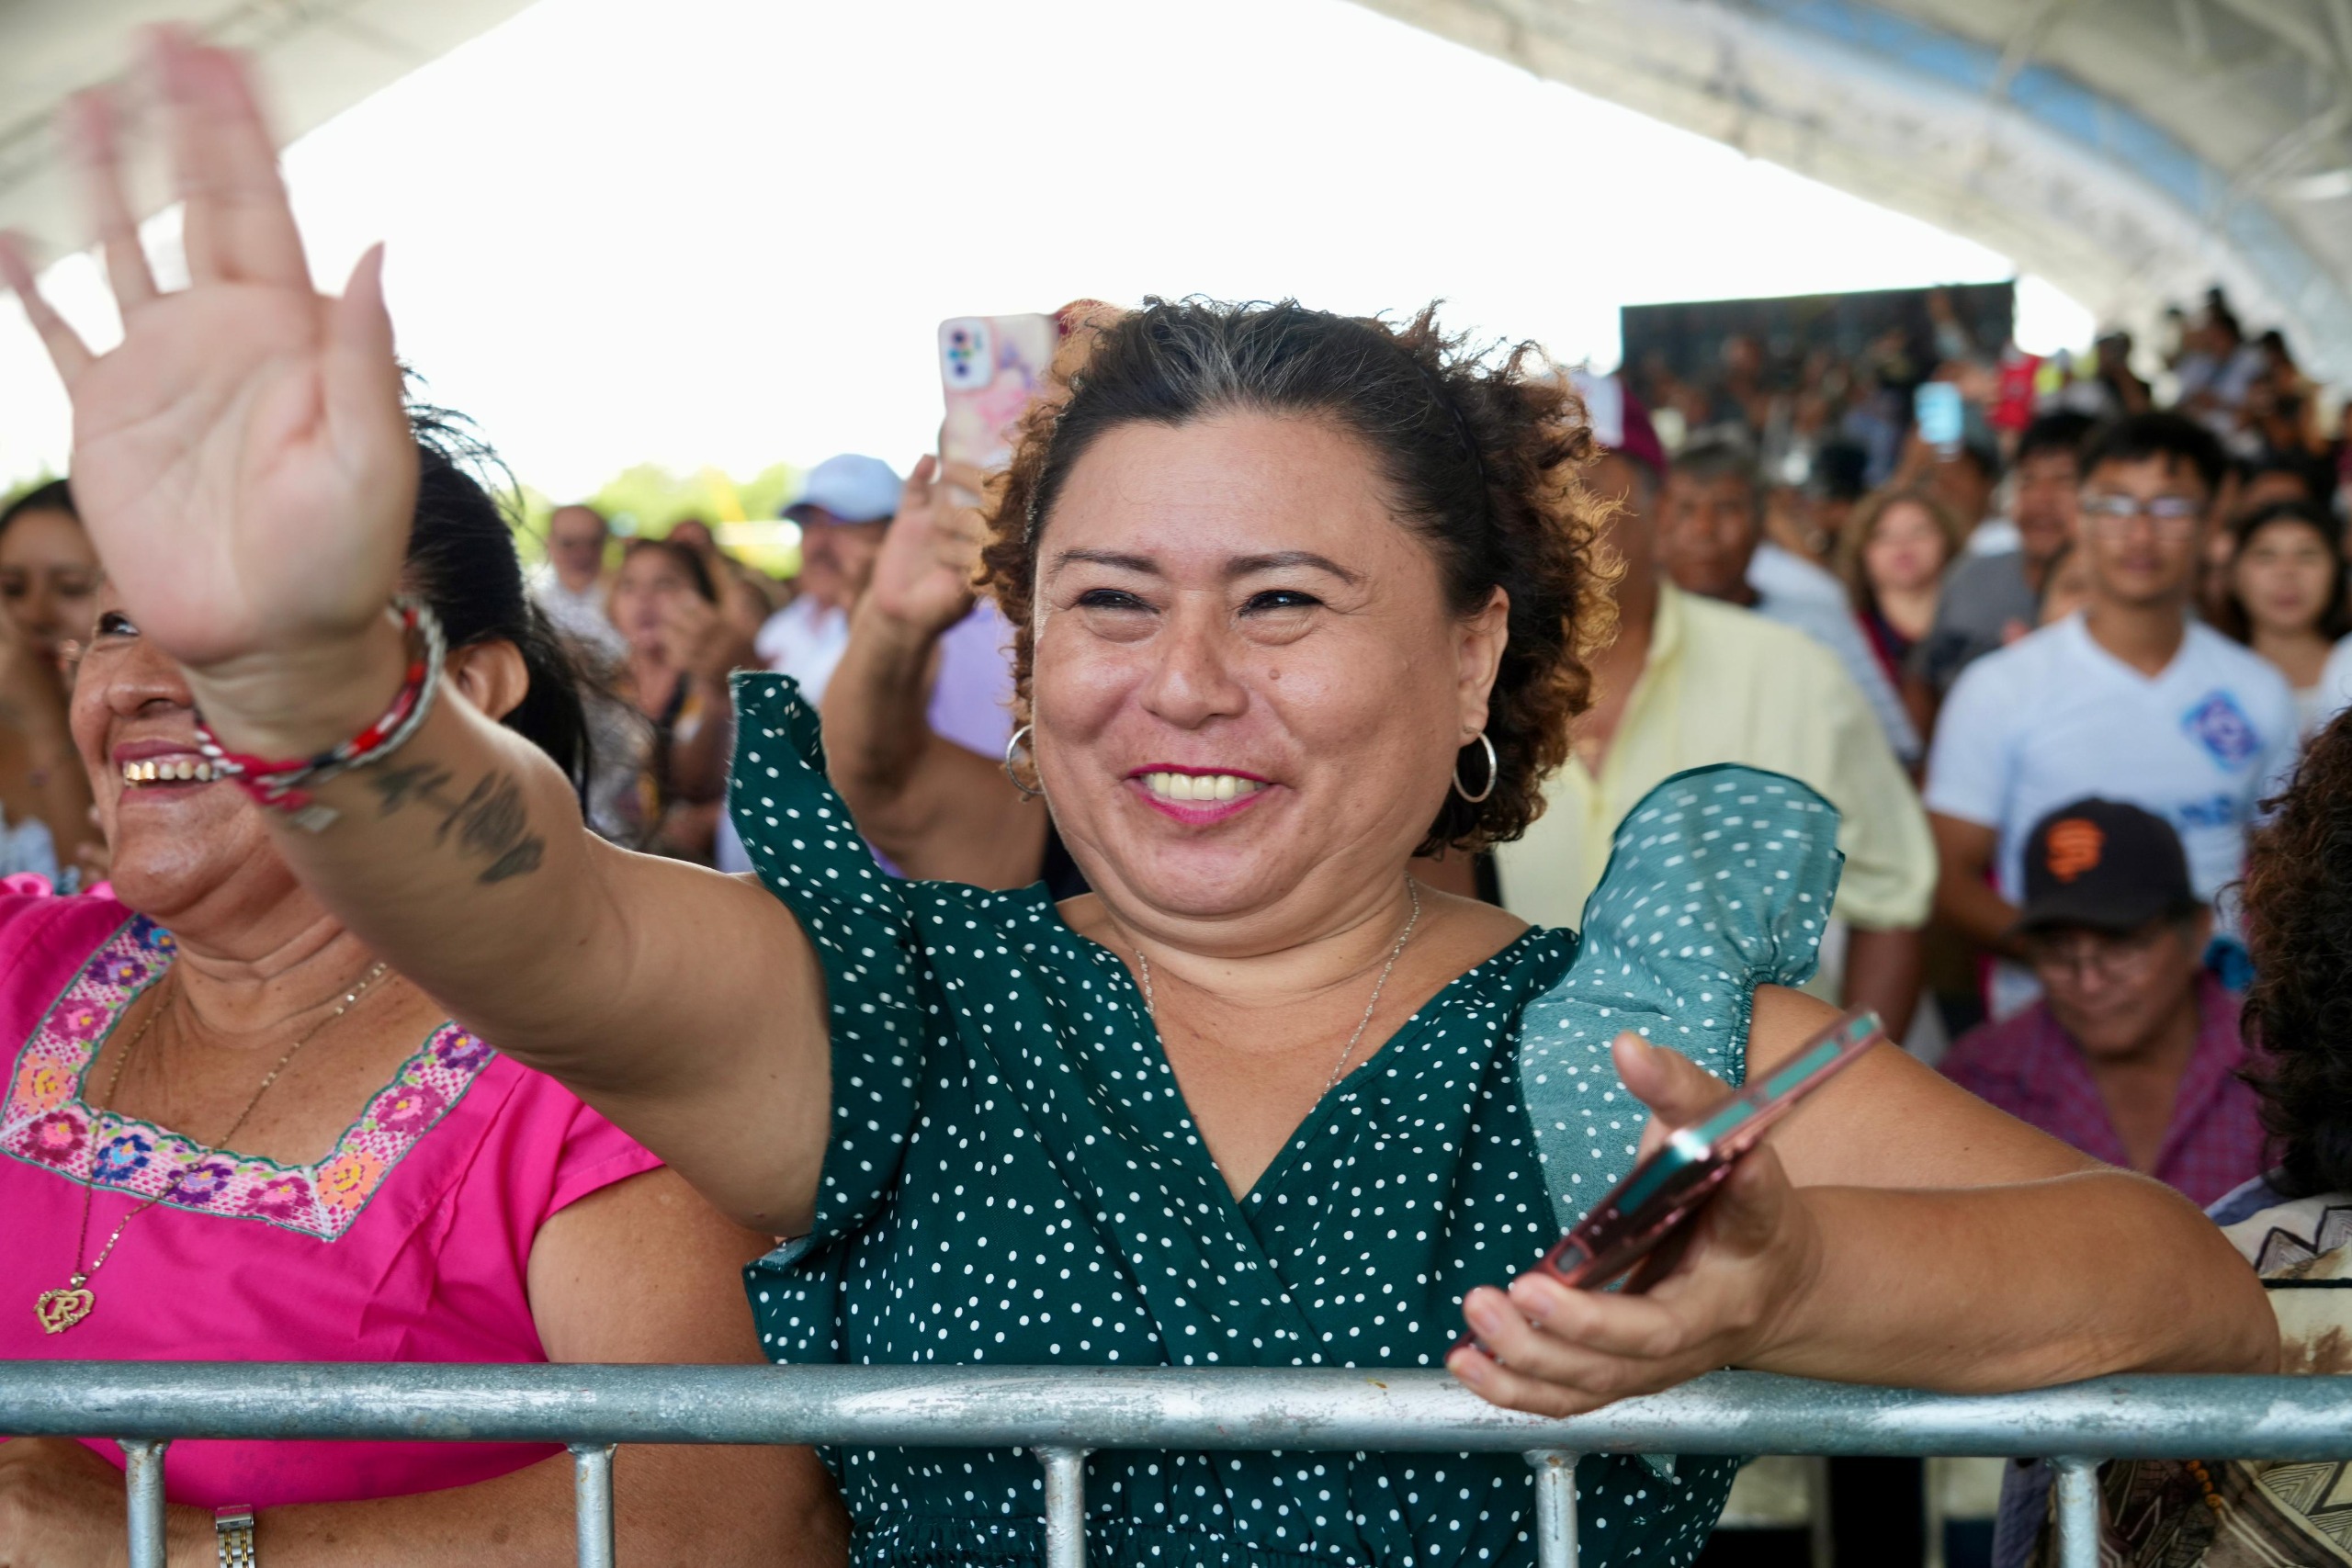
[0,31,2348,1568]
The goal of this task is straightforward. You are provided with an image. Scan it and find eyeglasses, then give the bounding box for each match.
[2025,923,2173,984]
[2080,492,2203,538]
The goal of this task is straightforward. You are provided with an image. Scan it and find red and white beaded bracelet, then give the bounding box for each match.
[191,597,447,832]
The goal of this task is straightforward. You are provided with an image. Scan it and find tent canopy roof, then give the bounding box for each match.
[1353,0,2352,379]
[7,0,2347,378]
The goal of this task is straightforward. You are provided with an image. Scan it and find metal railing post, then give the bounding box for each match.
[571,1442,616,1568]
[1035,1445,1091,1568]
[119,1438,168,1568]
[2050,1456,2099,1568]
[1526,1450,1580,1568]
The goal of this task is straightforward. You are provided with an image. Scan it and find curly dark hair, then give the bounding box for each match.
[2240,707,2352,1197]
[976,298,1617,852]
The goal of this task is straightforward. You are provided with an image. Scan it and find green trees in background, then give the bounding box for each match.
[516,461,806,580]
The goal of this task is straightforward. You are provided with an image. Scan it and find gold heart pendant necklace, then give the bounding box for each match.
[34,1283,94,1335]
[38,960,390,1335]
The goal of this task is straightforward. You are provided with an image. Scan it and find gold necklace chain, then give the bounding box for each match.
[1135,877,1422,1094]
[33,958,393,1336]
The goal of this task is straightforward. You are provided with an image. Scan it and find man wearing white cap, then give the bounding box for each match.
[754,453,902,702]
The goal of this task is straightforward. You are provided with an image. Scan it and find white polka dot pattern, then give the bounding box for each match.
[724,679,1826,1566]
[1518,765,1842,1232]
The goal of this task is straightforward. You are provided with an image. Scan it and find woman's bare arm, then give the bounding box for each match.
[0,43,830,1233]
[1747,985,2272,1387]
[823,594,1049,887]
[231,664,831,1232]
[1454,986,2273,1416]
[820,454,1053,886]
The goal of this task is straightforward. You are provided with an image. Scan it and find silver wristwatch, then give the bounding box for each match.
[214,1504,256,1568]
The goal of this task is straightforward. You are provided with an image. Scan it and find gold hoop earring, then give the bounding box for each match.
[1453,730,1498,804]
[1002,723,1042,800]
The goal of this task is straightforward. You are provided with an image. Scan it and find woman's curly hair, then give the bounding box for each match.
[2240,707,2352,1197]
[977,299,1617,853]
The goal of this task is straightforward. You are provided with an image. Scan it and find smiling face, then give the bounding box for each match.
[1027,412,1504,948]
[2011,448,2079,567]
[72,586,299,920]
[74,582,530,927]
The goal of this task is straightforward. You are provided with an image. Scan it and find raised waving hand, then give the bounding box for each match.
[0,30,410,709]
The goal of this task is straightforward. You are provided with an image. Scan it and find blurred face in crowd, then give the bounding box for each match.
[0,503,102,670]
[1026,412,1505,932]
[608,544,706,660]
[796,512,888,615]
[2027,915,2207,1063]
[2233,517,2336,641]
[546,505,609,593]
[1928,451,1996,529]
[2010,449,2079,568]
[2077,455,2210,613]
[1861,499,1952,600]
[1657,471,1758,602]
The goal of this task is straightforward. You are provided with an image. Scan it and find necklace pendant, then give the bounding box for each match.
[35,1279,93,1335]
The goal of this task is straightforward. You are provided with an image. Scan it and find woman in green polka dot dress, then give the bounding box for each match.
[713,303,2268,1564]
[21,92,2277,1568]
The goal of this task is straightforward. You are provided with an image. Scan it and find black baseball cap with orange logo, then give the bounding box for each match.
[2014,798,2201,935]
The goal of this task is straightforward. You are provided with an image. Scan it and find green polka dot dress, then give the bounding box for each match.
[729,675,1845,1567]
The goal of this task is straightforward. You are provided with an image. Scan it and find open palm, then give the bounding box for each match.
[0,33,411,675]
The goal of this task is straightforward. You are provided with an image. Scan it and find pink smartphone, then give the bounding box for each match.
[939,313,1060,471]
[1454,1010,1885,1355]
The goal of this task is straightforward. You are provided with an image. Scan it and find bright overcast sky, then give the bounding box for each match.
[0,0,2094,498]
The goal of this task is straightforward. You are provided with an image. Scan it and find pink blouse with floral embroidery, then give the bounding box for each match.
[0,892,665,1507]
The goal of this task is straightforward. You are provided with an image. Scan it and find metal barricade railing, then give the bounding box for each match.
[7,1363,2349,1568]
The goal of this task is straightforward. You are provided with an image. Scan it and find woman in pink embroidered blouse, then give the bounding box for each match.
[0,415,846,1564]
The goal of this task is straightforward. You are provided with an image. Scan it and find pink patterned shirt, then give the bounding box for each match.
[0,892,664,1507]
[1939,972,2269,1207]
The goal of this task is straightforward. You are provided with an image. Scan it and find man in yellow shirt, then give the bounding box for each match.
[1495,377,1935,1032]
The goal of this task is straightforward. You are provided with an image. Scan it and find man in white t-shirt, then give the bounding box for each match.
[1926,412,2296,1019]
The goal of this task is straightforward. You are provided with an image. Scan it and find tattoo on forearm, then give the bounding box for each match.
[368,763,546,883]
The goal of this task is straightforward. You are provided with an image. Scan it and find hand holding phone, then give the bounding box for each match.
[1453,1010,1883,1361]
[1915,380,1964,457]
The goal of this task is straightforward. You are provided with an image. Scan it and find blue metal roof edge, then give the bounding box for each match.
[1749,0,2346,339]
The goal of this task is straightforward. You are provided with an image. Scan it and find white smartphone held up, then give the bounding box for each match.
[939,313,1061,473]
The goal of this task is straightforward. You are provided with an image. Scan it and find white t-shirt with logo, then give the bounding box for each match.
[1925,613,2297,1017]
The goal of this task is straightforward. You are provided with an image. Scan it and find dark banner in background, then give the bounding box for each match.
[1622,280,2017,400]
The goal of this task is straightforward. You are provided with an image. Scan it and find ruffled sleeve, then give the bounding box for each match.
[1516,764,1844,1231]
[725,673,930,1256]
